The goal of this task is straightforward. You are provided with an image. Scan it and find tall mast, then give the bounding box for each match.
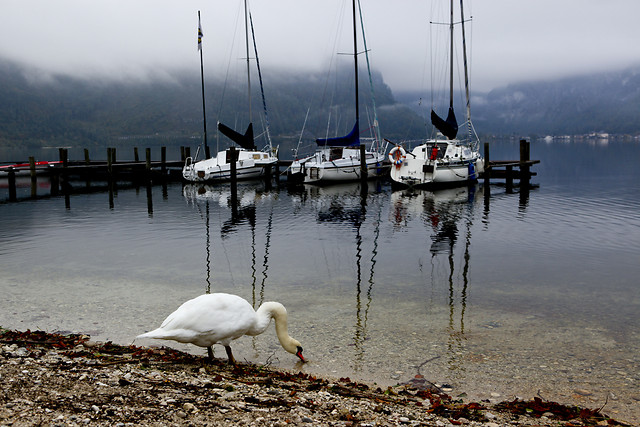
[198,11,210,158]
[352,0,359,126]
[459,0,471,124]
[448,0,454,110]
[244,0,252,123]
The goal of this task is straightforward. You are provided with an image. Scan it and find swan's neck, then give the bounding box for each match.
[254,302,299,355]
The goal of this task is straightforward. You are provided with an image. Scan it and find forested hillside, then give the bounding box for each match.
[0,59,424,158]
[2,58,639,160]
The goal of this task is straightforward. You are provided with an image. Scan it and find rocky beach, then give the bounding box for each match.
[0,329,631,426]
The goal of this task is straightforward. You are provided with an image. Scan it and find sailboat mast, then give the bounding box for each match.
[198,11,210,158]
[244,0,252,123]
[448,0,454,110]
[352,0,359,126]
[459,0,471,125]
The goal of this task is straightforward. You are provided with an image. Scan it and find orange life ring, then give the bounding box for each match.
[388,146,406,167]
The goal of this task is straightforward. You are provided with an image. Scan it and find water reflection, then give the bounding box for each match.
[390,185,481,374]
[182,183,273,305]
[293,182,384,371]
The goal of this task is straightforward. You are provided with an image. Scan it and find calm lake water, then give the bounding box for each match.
[1,139,639,422]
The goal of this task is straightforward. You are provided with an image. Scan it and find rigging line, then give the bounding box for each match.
[197,11,209,159]
[459,0,472,141]
[356,0,381,149]
[218,2,244,154]
[319,1,347,143]
[293,106,311,160]
[249,10,273,152]
[244,0,252,124]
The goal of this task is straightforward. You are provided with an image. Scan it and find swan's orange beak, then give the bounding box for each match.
[296,346,305,362]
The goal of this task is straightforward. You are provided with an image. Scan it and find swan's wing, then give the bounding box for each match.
[154,294,256,345]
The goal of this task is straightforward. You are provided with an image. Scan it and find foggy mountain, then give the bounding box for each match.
[397,66,640,137]
[0,59,423,158]
[2,58,639,159]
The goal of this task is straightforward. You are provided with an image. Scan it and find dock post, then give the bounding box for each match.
[134,147,140,163]
[7,167,17,202]
[519,139,530,187]
[185,146,191,160]
[180,146,185,162]
[506,165,513,193]
[145,148,152,182]
[60,148,69,193]
[483,143,491,182]
[107,147,113,176]
[161,146,167,177]
[229,147,238,208]
[359,144,368,183]
[29,156,37,198]
[82,149,90,188]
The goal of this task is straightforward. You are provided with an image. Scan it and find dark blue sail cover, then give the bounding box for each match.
[218,122,256,150]
[316,121,360,147]
[431,107,458,140]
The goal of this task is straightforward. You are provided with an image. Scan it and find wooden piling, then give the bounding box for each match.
[161,146,167,176]
[7,167,17,202]
[107,148,113,176]
[134,147,140,163]
[60,148,69,194]
[145,148,152,181]
[519,139,530,186]
[229,147,238,206]
[506,165,513,192]
[359,144,368,182]
[29,157,37,198]
[84,149,90,164]
[483,142,491,183]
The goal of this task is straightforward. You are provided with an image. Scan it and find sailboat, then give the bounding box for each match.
[389,0,484,188]
[287,0,388,185]
[183,4,278,183]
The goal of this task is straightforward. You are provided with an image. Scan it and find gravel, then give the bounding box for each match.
[0,330,631,426]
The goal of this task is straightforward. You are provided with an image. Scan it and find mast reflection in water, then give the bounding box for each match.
[391,186,479,375]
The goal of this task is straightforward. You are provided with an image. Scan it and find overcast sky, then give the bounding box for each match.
[2,0,640,93]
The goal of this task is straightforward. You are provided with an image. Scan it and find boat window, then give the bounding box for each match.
[329,147,343,161]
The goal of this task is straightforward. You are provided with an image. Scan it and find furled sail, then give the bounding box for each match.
[315,121,360,147]
[217,122,256,150]
[431,107,458,140]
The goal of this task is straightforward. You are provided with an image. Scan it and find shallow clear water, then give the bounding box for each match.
[1,140,639,422]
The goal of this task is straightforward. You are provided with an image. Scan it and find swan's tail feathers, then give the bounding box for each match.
[136,328,166,340]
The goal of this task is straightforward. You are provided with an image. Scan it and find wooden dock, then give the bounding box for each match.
[2,140,539,203]
[482,139,539,190]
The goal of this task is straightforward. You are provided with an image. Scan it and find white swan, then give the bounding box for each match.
[137,293,304,364]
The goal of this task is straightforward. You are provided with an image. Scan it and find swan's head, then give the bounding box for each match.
[284,338,305,362]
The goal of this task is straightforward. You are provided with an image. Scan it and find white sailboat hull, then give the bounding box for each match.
[289,148,387,184]
[183,148,277,182]
[389,139,483,188]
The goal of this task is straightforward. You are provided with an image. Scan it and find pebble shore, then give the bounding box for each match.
[0,330,631,426]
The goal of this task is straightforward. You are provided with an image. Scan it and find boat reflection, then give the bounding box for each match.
[182,183,274,305]
[390,185,481,374]
[292,181,384,371]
